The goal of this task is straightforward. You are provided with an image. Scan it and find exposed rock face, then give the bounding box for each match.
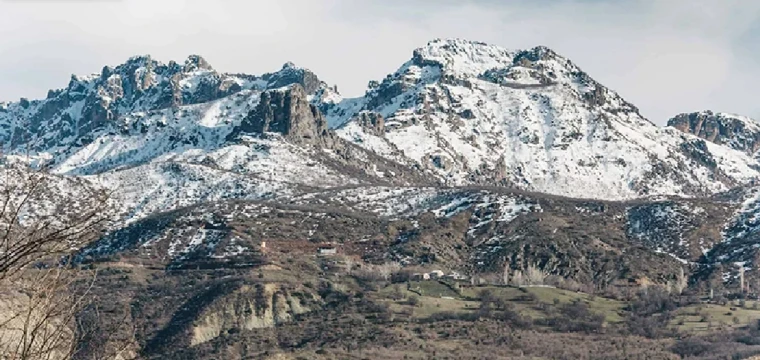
[352,111,385,136]
[190,283,319,346]
[234,85,331,146]
[183,54,213,72]
[262,62,323,95]
[0,55,246,152]
[668,111,760,154]
[0,56,337,157]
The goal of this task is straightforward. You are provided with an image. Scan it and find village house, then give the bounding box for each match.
[412,273,431,281]
[445,271,468,281]
[412,270,468,282]
[429,270,445,279]
[317,244,337,255]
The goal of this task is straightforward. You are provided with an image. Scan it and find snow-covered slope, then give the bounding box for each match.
[328,39,759,200]
[3,38,760,227]
[0,56,428,223]
[0,56,335,166]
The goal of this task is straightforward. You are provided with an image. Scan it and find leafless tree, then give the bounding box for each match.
[501,263,510,286]
[525,264,548,286]
[511,270,524,287]
[0,163,132,360]
[0,164,111,280]
[673,267,688,295]
[376,262,401,281]
[0,264,97,360]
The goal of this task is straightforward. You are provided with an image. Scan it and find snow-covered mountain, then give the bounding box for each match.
[5,37,760,298]
[0,55,336,166]
[0,55,427,222]
[326,39,759,199]
[3,39,759,206]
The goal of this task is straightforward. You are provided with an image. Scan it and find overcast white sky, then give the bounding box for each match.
[0,0,758,124]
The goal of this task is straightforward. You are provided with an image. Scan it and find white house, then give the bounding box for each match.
[429,270,445,279]
[412,273,431,281]
[446,271,468,280]
[317,245,337,255]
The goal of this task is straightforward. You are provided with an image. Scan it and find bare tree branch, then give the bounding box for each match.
[0,162,134,360]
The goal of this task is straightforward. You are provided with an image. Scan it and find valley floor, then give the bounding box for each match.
[78,259,760,360]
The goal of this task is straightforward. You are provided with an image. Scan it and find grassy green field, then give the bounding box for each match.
[407,280,461,298]
[672,302,760,332]
[377,282,628,322]
[375,280,760,333]
[524,286,627,323]
[376,282,478,318]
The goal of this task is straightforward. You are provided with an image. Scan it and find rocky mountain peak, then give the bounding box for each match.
[411,38,517,77]
[411,40,567,81]
[183,54,214,72]
[262,62,323,95]
[321,38,756,199]
[668,111,760,154]
[1,54,258,154]
[124,54,153,67]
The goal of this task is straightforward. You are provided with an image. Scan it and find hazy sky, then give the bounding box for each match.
[0,0,758,124]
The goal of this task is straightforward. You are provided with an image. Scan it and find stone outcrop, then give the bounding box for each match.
[262,62,323,95]
[0,55,338,157]
[352,111,385,136]
[190,283,319,346]
[668,111,760,154]
[1,54,247,152]
[183,54,213,72]
[234,84,331,146]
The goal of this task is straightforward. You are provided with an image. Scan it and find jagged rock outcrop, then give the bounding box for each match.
[261,62,323,95]
[0,57,339,157]
[190,283,320,346]
[0,55,247,152]
[183,54,213,72]
[668,110,760,154]
[233,85,331,146]
[352,111,385,136]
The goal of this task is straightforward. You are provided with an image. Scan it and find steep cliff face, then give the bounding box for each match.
[233,85,331,146]
[190,283,320,346]
[668,110,760,155]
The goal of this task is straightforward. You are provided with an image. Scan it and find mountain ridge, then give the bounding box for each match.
[7,40,760,359]
[327,38,759,199]
[3,39,759,203]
